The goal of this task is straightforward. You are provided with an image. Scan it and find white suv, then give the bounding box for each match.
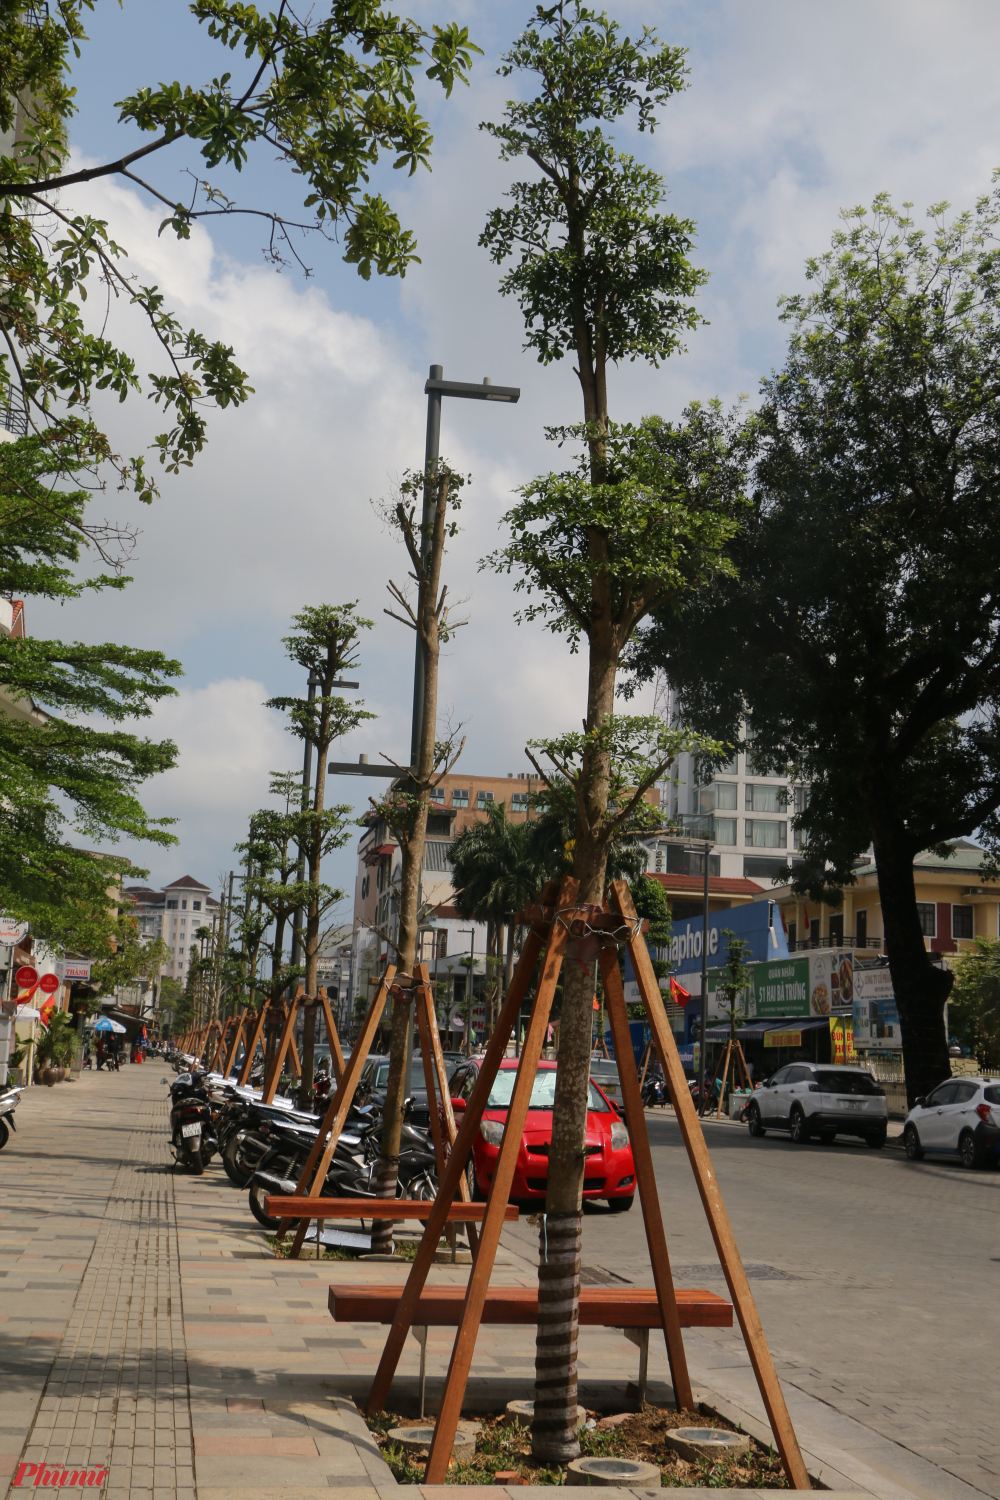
[746,1063,888,1147]
[903,1077,1000,1169]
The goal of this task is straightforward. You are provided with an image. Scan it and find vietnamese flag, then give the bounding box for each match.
[669,976,691,1003]
[39,997,56,1025]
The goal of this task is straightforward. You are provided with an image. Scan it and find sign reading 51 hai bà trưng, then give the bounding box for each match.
[741,952,855,1018]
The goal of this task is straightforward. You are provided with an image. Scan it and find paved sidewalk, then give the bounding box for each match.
[0,1063,971,1500]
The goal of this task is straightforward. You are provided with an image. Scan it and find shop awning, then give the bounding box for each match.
[705,1017,831,1042]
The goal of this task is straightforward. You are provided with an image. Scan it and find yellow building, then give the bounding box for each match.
[771,839,998,965]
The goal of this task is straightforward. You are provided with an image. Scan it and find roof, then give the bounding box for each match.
[849,841,997,881]
[648,873,766,898]
[164,874,212,891]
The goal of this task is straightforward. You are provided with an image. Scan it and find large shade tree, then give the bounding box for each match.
[627,187,1000,1105]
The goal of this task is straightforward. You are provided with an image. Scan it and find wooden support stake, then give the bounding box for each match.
[237,1001,270,1087]
[261,996,301,1104]
[610,881,810,1491]
[224,1009,248,1078]
[208,1019,231,1073]
[413,964,478,1255]
[366,879,564,1416]
[422,878,579,1484]
[714,1042,732,1120]
[599,947,693,1410]
[417,963,479,1254]
[280,967,396,1255]
[317,987,345,1082]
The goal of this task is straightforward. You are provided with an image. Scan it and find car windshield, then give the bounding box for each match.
[372,1062,428,1091]
[814,1069,881,1096]
[486,1070,611,1112]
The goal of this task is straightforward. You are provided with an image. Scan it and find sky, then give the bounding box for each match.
[29,0,1000,915]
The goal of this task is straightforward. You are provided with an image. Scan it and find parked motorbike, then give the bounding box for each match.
[641,1070,668,1108]
[164,1071,218,1174]
[0,1084,23,1150]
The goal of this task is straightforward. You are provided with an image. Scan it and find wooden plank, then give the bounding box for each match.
[330,1285,731,1329]
[317,988,345,1082]
[208,1018,231,1073]
[610,881,811,1491]
[287,989,303,1078]
[365,879,564,1418]
[277,966,395,1252]
[423,877,579,1484]
[264,1197,519,1221]
[261,996,301,1104]
[600,947,694,1410]
[418,962,478,1254]
[237,1001,270,1087]
[224,1009,248,1077]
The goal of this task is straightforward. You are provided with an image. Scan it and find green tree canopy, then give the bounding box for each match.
[626,186,1000,1102]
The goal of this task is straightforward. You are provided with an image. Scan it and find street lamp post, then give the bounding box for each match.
[458,927,475,1056]
[290,668,321,975]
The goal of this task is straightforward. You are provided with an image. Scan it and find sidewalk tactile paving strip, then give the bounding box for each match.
[6,1093,195,1500]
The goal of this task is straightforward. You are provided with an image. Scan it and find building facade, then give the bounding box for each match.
[124,875,221,986]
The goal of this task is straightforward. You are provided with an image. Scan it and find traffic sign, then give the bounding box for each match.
[15,965,38,989]
[38,973,60,994]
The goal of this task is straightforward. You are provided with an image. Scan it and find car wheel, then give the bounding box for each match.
[865,1127,887,1149]
[466,1156,485,1202]
[903,1124,924,1161]
[959,1129,981,1170]
[818,1129,836,1144]
[789,1105,810,1144]
[747,1103,766,1137]
[606,1194,635,1212]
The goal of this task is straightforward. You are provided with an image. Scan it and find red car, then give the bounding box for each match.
[449,1057,636,1211]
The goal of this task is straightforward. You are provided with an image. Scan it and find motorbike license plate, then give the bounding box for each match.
[181,1122,202,1138]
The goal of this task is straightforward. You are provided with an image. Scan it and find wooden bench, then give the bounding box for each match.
[329,1283,732,1407]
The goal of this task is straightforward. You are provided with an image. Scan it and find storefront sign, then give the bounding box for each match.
[56,959,92,982]
[751,958,809,1018]
[829,1017,856,1063]
[852,967,900,1050]
[0,915,28,945]
[764,1030,802,1048]
[629,898,789,981]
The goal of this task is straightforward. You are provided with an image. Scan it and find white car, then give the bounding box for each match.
[745,1062,888,1147]
[903,1077,1000,1169]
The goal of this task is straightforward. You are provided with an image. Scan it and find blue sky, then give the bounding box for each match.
[32,0,1000,912]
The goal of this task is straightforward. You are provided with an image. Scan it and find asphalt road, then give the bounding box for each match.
[502,1110,1000,1497]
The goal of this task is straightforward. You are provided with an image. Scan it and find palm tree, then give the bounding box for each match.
[449,801,548,1000]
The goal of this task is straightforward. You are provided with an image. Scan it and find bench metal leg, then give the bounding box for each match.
[411,1325,428,1417]
[622,1326,650,1405]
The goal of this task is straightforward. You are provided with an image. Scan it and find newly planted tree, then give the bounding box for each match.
[366,464,466,1250]
[481,8,742,1452]
[267,606,374,1106]
[628,187,1000,1105]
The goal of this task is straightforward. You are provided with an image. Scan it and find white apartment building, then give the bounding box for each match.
[125,875,220,986]
[654,728,808,887]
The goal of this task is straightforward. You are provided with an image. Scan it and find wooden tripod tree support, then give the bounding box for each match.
[317,987,345,1083]
[208,1017,233,1073]
[237,1001,271,1087]
[224,1009,250,1078]
[261,994,302,1104]
[274,962,477,1261]
[364,877,810,1491]
[710,1036,753,1120]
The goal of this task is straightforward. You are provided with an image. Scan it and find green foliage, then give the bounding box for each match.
[485,413,745,654]
[36,1010,78,1067]
[0,1,479,494]
[715,929,753,1040]
[949,938,1000,1069]
[266,604,375,748]
[480,2,703,390]
[0,440,179,947]
[449,799,548,925]
[91,927,170,996]
[627,185,1000,896]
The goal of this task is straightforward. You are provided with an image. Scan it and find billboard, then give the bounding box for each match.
[852,967,901,1051]
[625,899,788,984]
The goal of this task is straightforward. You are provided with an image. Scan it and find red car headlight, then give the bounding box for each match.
[610,1121,629,1152]
[480,1120,504,1147]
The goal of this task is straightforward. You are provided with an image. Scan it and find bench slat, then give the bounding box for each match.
[328,1284,732,1329]
[264,1196,518,1222]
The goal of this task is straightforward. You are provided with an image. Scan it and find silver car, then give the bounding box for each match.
[903,1077,1000,1169]
[746,1062,888,1147]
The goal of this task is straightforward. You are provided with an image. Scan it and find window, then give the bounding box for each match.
[786,1065,811,1082]
[452,789,469,808]
[181,900,187,910]
[713,817,737,846]
[828,914,843,946]
[477,790,494,809]
[701,781,737,813]
[745,784,782,812]
[768,1066,791,1086]
[429,785,444,804]
[787,922,797,948]
[916,902,936,937]
[792,785,810,813]
[984,1085,1000,1105]
[953,1081,978,1103]
[815,1070,881,1096]
[192,901,201,912]
[511,792,529,811]
[792,825,808,850]
[952,904,973,940]
[166,899,178,910]
[745,819,786,848]
[924,1080,957,1107]
[856,910,867,946]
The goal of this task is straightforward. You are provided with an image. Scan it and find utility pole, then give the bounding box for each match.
[291,668,320,976]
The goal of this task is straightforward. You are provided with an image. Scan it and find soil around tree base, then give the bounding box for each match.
[365,1401,812,1487]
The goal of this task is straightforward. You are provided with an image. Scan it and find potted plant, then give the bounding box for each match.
[35,1013,78,1084]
